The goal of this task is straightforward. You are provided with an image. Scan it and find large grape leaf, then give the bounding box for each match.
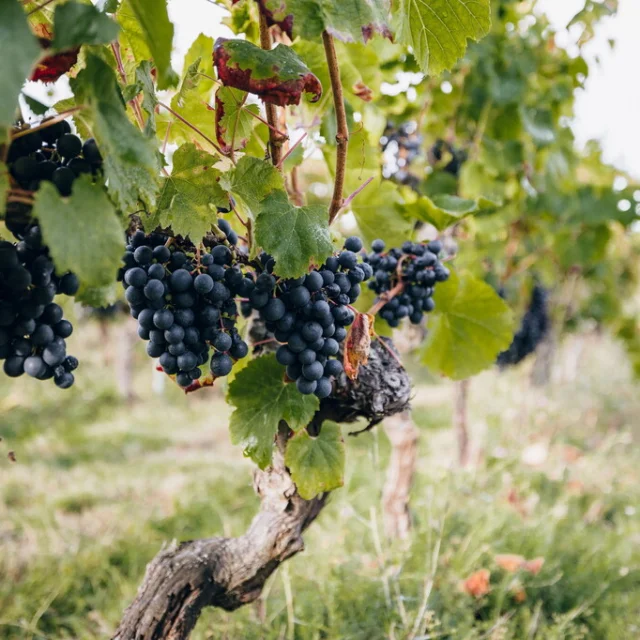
[421,270,513,380]
[214,39,322,107]
[0,0,41,140]
[150,143,227,241]
[228,355,319,469]
[70,54,160,211]
[33,178,124,289]
[405,193,499,231]
[219,156,284,217]
[285,421,345,499]
[395,0,491,75]
[352,180,414,249]
[121,0,178,89]
[50,1,119,50]
[214,87,258,154]
[255,190,333,278]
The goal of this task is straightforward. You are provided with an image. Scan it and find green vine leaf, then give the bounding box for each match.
[150,143,227,242]
[70,54,160,211]
[219,156,284,217]
[228,355,319,469]
[33,178,124,289]
[120,0,178,89]
[352,180,414,249]
[255,190,333,279]
[135,60,158,136]
[0,0,40,140]
[51,1,120,51]
[421,270,513,380]
[396,0,492,75]
[285,421,345,500]
[405,193,500,231]
[214,39,322,107]
[214,87,258,154]
[161,34,217,147]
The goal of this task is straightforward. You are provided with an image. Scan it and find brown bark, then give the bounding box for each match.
[453,379,470,467]
[382,410,419,539]
[114,338,411,639]
[113,451,326,640]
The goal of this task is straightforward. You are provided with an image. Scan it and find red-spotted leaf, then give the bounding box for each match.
[31,38,79,83]
[213,38,322,107]
[233,0,294,38]
[236,0,392,43]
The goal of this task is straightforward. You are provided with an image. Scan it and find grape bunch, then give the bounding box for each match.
[363,239,450,328]
[256,237,373,399]
[7,119,103,198]
[497,285,549,367]
[120,220,250,388]
[429,139,467,178]
[0,225,79,388]
[381,121,422,190]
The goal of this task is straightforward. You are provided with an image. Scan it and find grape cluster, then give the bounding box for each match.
[363,239,450,328]
[429,139,467,178]
[7,120,103,197]
[257,237,372,398]
[120,220,249,388]
[0,225,79,388]
[381,122,422,190]
[497,285,549,367]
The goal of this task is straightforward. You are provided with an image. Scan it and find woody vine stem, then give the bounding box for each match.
[322,31,349,224]
[259,11,286,167]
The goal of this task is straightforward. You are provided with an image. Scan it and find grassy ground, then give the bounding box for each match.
[1,319,639,640]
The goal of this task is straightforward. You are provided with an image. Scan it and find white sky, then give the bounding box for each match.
[537,0,640,178]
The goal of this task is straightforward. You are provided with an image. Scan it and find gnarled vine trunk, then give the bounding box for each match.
[114,338,411,639]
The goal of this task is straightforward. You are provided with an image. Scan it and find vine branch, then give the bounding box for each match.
[323,31,349,224]
[157,102,225,157]
[259,12,287,167]
[111,42,146,131]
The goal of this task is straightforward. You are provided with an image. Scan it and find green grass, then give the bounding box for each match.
[0,322,639,639]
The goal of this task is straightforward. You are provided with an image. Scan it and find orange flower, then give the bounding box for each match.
[461,569,491,598]
[495,554,525,573]
[524,557,545,575]
[512,586,527,603]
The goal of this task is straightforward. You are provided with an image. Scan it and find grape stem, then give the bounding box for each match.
[277,132,307,169]
[157,102,226,158]
[259,11,287,167]
[340,177,374,212]
[111,42,147,131]
[10,107,85,140]
[252,338,278,347]
[367,281,406,316]
[323,31,349,225]
[27,0,58,15]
